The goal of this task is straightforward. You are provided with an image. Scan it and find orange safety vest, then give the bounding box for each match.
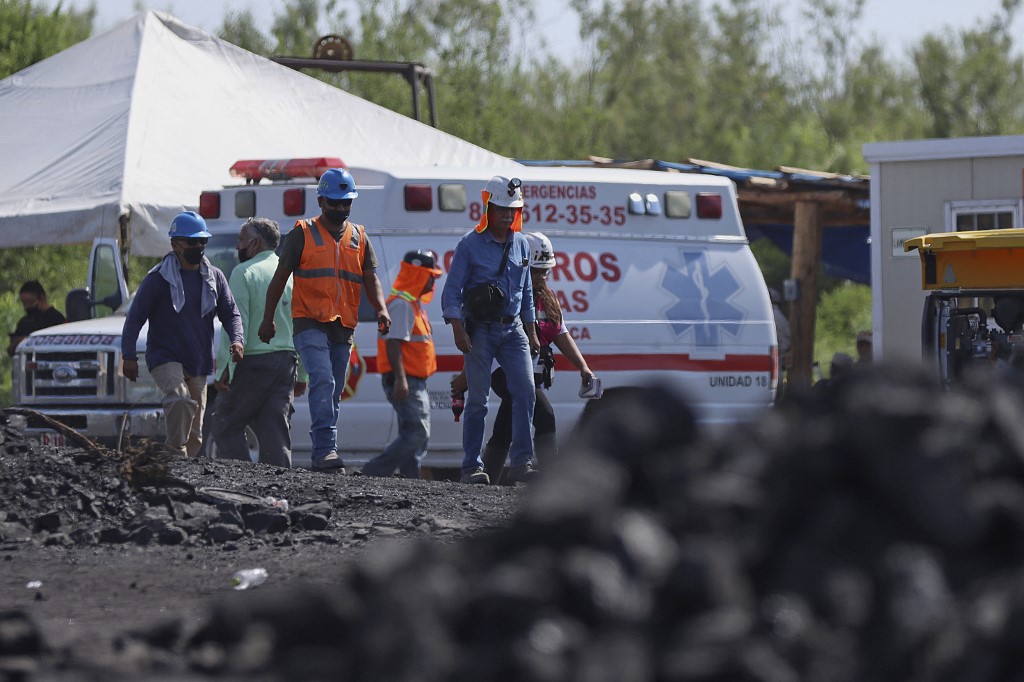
[291,217,366,328]
[377,298,436,379]
[377,260,439,379]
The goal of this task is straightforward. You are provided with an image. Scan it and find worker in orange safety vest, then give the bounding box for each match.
[259,167,390,473]
[361,250,442,479]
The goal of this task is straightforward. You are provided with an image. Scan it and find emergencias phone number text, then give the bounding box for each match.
[469,202,627,226]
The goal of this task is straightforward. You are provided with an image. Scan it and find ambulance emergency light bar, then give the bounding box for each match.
[229,157,346,184]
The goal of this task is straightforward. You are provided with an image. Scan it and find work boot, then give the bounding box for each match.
[460,467,489,485]
[480,443,508,486]
[505,462,540,484]
[312,450,347,474]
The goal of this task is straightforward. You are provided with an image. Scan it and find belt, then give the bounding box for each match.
[479,315,517,324]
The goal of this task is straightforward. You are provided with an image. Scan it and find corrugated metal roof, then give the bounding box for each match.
[518,157,869,189]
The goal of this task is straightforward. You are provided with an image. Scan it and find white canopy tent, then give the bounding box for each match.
[0,11,518,256]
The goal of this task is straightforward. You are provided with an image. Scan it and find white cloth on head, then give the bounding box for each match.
[154,253,217,317]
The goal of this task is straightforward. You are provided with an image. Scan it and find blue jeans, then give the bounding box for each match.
[362,375,430,478]
[462,319,535,472]
[294,328,352,463]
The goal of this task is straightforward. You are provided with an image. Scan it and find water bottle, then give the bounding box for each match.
[231,567,268,591]
[451,391,465,422]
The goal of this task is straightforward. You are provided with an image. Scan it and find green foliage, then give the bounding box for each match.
[207,0,1024,175]
[218,9,273,55]
[0,0,93,79]
[749,239,791,294]
[911,1,1024,138]
[9,0,1024,396]
[813,281,871,373]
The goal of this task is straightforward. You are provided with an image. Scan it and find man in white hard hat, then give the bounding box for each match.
[441,175,542,485]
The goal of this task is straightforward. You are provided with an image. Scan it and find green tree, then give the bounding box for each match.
[219,8,273,55]
[271,0,337,56]
[0,0,94,79]
[911,0,1024,137]
[789,0,928,173]
[568,0,710,160]
[702,0,802,168]
[0,0,98,404]
[813,281,871,371]
[342,0,434,120]
[329,0,539,153]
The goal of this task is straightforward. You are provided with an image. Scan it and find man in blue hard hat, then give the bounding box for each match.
[122,210,244,458]
[260,168,390,473]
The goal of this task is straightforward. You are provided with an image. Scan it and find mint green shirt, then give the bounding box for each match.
[217,250,307,382]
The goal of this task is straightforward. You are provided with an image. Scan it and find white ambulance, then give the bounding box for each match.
[13,158,779,468]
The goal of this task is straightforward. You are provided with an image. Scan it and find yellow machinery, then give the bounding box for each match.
[905,229,1024,383]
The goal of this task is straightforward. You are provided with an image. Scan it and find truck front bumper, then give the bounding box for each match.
[18,406,165,446]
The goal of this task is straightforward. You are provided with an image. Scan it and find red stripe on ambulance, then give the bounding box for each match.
[365,354,773,373]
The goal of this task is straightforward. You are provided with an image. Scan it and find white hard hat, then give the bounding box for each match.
[525,231,556,269]
[484,175,524,208]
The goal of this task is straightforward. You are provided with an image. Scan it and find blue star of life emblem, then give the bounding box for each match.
[660,249,745,345]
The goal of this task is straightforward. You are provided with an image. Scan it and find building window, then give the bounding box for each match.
[947,200,1021,231]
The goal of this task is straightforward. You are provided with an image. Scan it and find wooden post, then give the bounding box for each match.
[787,200,823,388]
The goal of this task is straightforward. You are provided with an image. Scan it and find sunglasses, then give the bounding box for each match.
[322,198,353,208]
[175,237,208,246]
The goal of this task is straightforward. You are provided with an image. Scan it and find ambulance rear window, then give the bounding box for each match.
[235,190,256,218]
[439,184,467,212]
[665,191,691,218]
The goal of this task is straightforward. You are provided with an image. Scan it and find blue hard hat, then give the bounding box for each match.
[169,211,212,238]
[317,168,358,200]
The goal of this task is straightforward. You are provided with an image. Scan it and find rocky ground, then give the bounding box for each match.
[7,366,1024,681]
[0,424,524,680]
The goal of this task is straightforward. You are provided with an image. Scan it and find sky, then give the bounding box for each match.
[38,0,1024,62]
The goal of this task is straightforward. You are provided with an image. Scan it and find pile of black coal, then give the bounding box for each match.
[0,414,145,545]
[171,366,1024,682]
[0,415,411,550]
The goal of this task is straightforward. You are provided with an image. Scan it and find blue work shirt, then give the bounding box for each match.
[122,261,242,377]
[441,229,536,323]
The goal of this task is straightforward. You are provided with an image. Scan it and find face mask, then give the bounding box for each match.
[324,208,350,226]
[183,247,205,265]
[237,238,256,263]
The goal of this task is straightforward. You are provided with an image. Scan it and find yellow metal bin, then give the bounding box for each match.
[904,229,1024,291]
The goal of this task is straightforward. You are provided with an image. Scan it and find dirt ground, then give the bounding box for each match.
[0,428,523,679]
[7,369,1024,681]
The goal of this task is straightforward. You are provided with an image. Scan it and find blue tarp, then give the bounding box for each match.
[745,224,871,285]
